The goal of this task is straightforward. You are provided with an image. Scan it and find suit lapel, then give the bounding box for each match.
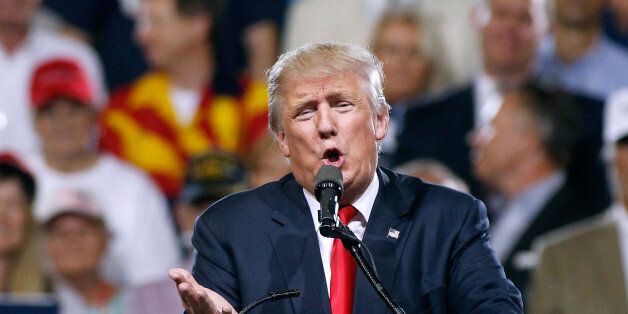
[354,168,423,312]
[266,175,331,314]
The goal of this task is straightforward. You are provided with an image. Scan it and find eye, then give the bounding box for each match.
[335,102,353,112]
[295,108,315,120]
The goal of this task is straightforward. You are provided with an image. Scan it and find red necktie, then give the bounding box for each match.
[330,205,358,314]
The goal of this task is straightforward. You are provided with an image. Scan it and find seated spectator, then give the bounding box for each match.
[537,0,628,100]
[42,189,120,313]
[100,0,268,200]
[469,82,605,299]
[395,0,610,211]
[0,0,106,155]
[174,150,248,266]
[246,134,290,188]
[42,188,182,314]
[528,88,628,313]
[394,0,549,198]
[394,158,469,193]
[0,155,48,294]
[23,58,179,287]
[370,7,446,166]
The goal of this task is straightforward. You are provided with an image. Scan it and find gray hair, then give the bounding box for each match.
[266,43,390,136]
[515,81,582,168]
[394,158,469,193]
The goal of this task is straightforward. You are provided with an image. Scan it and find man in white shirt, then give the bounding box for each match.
[23,57,179,287]
[0,0,106,154]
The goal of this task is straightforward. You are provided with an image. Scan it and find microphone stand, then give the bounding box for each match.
[239,289,300,314]
[325,224,406,314]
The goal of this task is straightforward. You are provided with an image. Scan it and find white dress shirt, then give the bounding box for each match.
[170,86,201,125]
[473,72,503,128]
[304,171,379,293]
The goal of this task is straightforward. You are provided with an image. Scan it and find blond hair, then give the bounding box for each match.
[266,43,390,135]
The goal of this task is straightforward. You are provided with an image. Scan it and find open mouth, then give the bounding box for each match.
[322,148,344,166]
[324,149,340,162]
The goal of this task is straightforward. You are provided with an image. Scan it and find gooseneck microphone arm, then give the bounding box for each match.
[337,225,406,314]
[239,289,301,314]
[315,166,405,314]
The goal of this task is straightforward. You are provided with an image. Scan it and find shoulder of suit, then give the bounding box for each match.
[199,176,291,218]
[533,211,616,253]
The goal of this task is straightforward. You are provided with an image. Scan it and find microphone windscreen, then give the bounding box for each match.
[315,165,343,189]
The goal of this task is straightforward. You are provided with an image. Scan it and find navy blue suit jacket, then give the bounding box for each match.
[191,168,523,313]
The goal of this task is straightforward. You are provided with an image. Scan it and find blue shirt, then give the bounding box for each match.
[537,34,628,100]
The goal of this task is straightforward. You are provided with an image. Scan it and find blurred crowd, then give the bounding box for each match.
[0,0,626,312]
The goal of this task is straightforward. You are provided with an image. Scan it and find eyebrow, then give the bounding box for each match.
[293,90,356,109]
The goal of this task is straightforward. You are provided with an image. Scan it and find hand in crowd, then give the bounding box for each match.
[169,268,236,314]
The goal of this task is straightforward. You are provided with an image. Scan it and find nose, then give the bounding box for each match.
[316,105,336,139]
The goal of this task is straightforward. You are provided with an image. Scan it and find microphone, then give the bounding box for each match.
[239,289,300,314]
[315,165,343,238]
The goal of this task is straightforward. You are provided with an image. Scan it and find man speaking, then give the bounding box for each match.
[170,43,522,313]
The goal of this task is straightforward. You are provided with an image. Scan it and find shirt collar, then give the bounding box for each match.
[506,170,566,217]
[304,170,379,229]
[609,202,628,227]
[473,71,503,127]
[475,71,499,104]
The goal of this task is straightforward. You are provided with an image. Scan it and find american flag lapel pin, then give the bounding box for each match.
[387,228,400,239]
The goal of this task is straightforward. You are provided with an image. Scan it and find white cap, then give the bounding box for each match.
[41,188,104,226]
[605,88,628,145]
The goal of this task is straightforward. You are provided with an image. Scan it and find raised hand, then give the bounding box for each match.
[169,268,236,314]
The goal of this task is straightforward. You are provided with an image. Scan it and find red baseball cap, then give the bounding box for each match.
[30,58,94,109]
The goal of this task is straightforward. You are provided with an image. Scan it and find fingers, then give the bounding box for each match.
[206,289,236,313]
[170,268,207,312]
[169,268,236,314]
[185,282,213,313]
[169,267,196,285]
[169,268,189,310]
